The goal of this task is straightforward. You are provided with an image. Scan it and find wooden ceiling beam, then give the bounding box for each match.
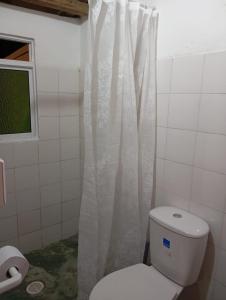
[0,0,88,18]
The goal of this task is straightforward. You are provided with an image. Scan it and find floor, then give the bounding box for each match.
[1,236,78,300]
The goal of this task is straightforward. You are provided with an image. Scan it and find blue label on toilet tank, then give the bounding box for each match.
[163,238,170,248]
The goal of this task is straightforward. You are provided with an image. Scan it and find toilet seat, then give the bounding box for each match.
[89,264,183,300]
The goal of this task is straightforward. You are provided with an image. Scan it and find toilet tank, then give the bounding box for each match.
[149,206,209,287]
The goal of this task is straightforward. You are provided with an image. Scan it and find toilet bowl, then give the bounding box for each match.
[90,264,182,300]
[89,206,209,300]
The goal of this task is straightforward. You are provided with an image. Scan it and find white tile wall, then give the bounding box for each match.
[19,230,42,253]
[17,188,41,213]
[202,51,226,94]
[156,127,167,158]
[157,58,173,93]
[0,216,17,241]
[37,68,58,93]
[42,224,61,246]
[62,217,77,239]
[198,94,226,135]
[156,51,226,300]
[221,215,226,250]
[165,129,196,165]
[41,183,61,207]
[41,204,61,227]
[15,165,40,191]
[62,179,80,202]
[157,94,169,127]
[39,117,59,140]
[171,55,204,93]
[60,138,80,160]
[37,93,59,117]
[14,142,39,167]
[0,193,17,218]
[62,199,77,221]
[194,133,226,174]
[0,143,14,168]
[38,140,60,163]
[39,162,61,186]
[0,67,82,253]
[18,209,41,235]
[168,94,200,130]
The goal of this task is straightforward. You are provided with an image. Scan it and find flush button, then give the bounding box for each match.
[173,213,182,218]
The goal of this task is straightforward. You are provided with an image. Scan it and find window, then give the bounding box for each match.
[0,34,38,141]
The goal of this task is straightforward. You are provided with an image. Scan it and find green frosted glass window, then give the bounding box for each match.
[0,68,31,134]
[0,35,37,142]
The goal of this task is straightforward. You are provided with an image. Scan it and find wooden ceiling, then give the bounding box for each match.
[0,0,89,18]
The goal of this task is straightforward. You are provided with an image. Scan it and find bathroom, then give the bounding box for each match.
[0,0,225,299]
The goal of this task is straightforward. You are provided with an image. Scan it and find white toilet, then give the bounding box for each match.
[89,206,209,300]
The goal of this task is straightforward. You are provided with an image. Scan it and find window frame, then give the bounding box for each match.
[0,34,38,142]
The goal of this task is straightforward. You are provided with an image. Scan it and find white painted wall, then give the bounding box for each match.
[0,3,81,68]
[152,0,226,58]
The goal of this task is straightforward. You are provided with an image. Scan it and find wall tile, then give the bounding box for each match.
[198,94,226,135]
[59,116,79,138]
[215,249,226,285]
[62,217,77,239]
[39,140,60,163]
[5,169,15,193]
[59,69,79,93]
[168,94,200,130]
[157,127,167,158]
[42,224,61,246]
[211,281,226,300]
[37,93,59,117]
[157,94,169,127]
[156,158,165,187]
[157,59,172,93]
[14,142,38,167]
[165,128,196,165]
[156,51,226,300]
[0,238,19,249]
[192,168,226,211]
[62,179,80,202]
[18,209,41,235]
[0,193,17,218]
[0,24,81,252]
[19,230,42,254]
[59,93,79,116]
[194,133,226,174]
[37,68,58,93]
[17,188,40,213]
[0,143,14,168]
[221,214,226,250]
[60,138,80,160]
[62,200,77,221]
[200,243,218,282]
[0,216,17,241]
[15,165,39,191]
[41,183,61,207]
[164,160,193,203]
[171,55,204,93]
[39,162,61,186]
[38,117,59,140]
[61,159,80,181]
[202,51,226,93]
[41,204,61,227]
[190,202,223,246]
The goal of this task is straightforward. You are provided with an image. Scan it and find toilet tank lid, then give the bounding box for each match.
[149,206,209,238]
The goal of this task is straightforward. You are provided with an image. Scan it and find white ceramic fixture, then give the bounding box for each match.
[89,206,209,300]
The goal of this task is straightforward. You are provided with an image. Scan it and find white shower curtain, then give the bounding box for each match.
[78,1,158,299]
